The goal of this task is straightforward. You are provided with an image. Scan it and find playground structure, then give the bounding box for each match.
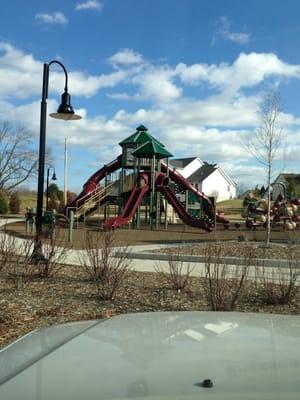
[65,125,230,231]
[241,193,300,230]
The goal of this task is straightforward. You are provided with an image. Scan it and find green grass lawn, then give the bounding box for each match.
[19,192,46,213]
[216,199,243,210]
[19,193,36,212]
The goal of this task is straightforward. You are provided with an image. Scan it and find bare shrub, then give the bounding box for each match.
[203,242,252,311]
[255,245,299,305]
[79,230,131,300]
[38,228,70,278]
[0,235,38,290]
[155,246,194,293]
[0,227,69,287]
[0,231,15,273]
[9,191,21,213]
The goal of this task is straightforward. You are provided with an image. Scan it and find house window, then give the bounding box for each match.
[227,185,230,191]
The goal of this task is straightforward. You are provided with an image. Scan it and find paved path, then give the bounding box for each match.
[0,218,299,284]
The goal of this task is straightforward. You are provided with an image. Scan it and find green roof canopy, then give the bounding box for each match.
[119,125,165,147]
[132,140,173,159]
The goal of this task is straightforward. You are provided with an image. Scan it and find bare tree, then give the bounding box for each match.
[0,122,38,191]
[247,89,282,244]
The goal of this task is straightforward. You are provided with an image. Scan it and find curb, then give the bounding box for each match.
[117,251,300,269]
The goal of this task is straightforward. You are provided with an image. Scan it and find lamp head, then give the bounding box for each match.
[50,91,81,121]
[51,172,57,181]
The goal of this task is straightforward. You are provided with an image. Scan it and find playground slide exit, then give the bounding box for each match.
[158,184,213,231]
[104,184,149,229]
[161,161,229,226]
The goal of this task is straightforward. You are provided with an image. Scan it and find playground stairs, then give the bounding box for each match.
[166,203,181,224]
[72,182,114,221]
[109,173,136,195]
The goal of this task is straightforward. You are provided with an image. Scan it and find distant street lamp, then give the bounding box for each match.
[32,60,81,262]
[46,167,57,210]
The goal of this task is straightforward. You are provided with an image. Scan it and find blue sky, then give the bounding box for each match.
[1,0,300,193]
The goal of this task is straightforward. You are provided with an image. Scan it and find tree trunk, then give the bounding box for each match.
[266,158,271,245]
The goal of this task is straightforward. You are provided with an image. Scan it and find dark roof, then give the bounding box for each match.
[169,157,197,169]
[119,125,165,147]
[132,140,173,158]
[277,173,300,180]
[188,163,217,182]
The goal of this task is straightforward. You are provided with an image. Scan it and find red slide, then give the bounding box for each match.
[160,161,214,218]
[104,174,149,229]
[158,185,213,232]
[64,155,122,213]
[161,161,229,226]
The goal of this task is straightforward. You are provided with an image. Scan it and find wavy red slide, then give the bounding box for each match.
[104,184,149,229]
[64,156,122,213]
[158,185,213,232]
[161,161,229,226]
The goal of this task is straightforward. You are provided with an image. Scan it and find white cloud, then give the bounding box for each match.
[0,43,126,98]
[109,49,144,68]
[213,16,250,45]
[108,49,181,103]
[35,12,68,25]
[66,70,127,97]
[176,53,300,97]
[133,67,181,103]
[75,1,103,11]
[106,92,132,100]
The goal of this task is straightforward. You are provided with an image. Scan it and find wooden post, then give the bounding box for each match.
[155,159,161,229]
[164,158,169,230]
[150,155,156,229]
[118,168,123,215]
[185,189,189,231]
[68,210,74,243]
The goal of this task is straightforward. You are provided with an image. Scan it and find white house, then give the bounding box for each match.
[169,157,236,202]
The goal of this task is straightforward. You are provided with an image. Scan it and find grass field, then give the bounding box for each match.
[216,199,243,210]
[18,192,37,212]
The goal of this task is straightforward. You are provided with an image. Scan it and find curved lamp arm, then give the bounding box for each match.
[49,60,68,92]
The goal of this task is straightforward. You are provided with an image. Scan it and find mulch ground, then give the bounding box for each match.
[158,241,300,260]
[1,219,300,350]
[1,265,300,350]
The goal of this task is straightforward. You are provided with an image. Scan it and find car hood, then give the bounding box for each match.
[0,311,300,400]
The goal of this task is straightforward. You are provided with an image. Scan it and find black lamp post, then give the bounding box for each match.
[32,60,81,262]
[46,167,57,210]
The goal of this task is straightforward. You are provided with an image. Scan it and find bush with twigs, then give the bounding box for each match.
[9,192,21,213]
[79,230,131,300]
[203,242,253,311]
[0,190,8,214]
[254,245,299,305]
[0,226,69,287]
[37,228,70,278]
[0,233,38,290]
[155,245,194,293]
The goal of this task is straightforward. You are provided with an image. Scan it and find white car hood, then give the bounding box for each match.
[0,311,300,399]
